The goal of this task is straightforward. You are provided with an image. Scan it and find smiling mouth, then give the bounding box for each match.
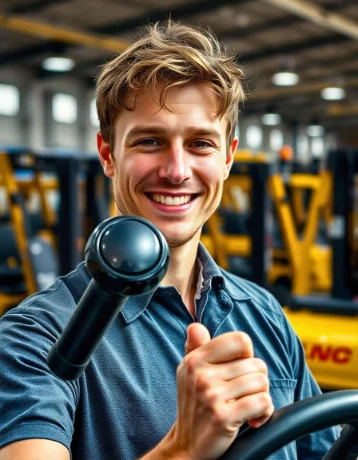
[145,193,198,206]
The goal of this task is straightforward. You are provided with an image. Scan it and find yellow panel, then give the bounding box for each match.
[285,308,358,389]
[289,174,320,189]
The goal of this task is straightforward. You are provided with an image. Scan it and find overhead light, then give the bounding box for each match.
[42,57,75,72]
[235,14,250,27]
[320,86,345,101]
[262,113,281,126]
[307,124,324,137]
[272,71,299,86]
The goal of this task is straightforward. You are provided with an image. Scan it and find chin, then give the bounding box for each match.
[159,226,202,248]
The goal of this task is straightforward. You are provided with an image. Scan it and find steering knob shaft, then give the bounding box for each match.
[47,216,169,380]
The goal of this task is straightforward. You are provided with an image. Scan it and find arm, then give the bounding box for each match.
[0,309,78,456]
[141,323,273,460]
[0,439,70,460]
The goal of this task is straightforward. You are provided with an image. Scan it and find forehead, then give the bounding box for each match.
[115,83,226,132]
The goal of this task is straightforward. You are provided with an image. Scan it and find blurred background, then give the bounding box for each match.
[0,0,357,391]
[0,0,357,154]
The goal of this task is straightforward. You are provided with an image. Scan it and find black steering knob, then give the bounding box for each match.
[47,216,169,380]
[85,216,169,295]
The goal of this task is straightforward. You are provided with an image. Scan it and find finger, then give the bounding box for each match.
[199,331,254,364]
[214,357,268,381]
[248,415,272,429]
[185,323,211,355]
[223,372,269,402]
[230,392,274,425]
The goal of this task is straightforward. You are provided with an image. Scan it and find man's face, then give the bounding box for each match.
[98,83,237,247]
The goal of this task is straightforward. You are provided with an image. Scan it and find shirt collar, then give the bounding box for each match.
[87,242,250,324]
[119,242,222,323]
[196,243,253,300]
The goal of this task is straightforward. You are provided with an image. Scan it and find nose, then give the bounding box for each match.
[158,144,192,184]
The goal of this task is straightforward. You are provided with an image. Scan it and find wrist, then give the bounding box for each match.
[139,425,192,460]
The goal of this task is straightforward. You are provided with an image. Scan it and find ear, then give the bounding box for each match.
[224,137,238,179]
[97,132,115,178]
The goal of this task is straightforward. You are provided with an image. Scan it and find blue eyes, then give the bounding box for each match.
[135,139,213,149]
[190,140,212,148]
[136,139,160,146]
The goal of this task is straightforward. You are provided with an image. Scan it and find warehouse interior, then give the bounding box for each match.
[0,0,358,458]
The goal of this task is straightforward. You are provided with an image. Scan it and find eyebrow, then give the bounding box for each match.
[125,125,222,142]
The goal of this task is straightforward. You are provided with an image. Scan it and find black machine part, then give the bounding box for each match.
[220,390,358,460]
[47,216,170,380]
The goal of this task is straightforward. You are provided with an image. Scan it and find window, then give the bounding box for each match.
[246,125,262,149]
[270,129,284,151]
[0,83,20,116]
[90,98,99,127]
[297,133,309,157]
[311,137,324,158]
[52,93,77,124]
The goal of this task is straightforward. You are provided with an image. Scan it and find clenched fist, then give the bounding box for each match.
[168,323,274,459]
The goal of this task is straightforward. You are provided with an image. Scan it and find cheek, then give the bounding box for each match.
[116,158,147,184]
[197,159,227,187]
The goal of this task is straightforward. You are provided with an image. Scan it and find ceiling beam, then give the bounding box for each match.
[219,0,357,40]
[262,0,358,40]
[0,0,250,65]
[34,30,355,78]
[220,16,303,40]
[0,12,129,53]
[240,34,350,63]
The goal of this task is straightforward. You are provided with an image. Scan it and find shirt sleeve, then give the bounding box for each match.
[0,303,79,451]
[279,303,341,459]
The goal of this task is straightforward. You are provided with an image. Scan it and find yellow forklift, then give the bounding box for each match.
[0,146,111,315]
[0,147,59,315]
[201,149,358,390]
[286,149,358,390]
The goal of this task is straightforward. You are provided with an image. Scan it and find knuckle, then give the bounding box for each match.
[237,396,253,414]
[183,354,198,374]
[257,373,269,390]
[204,386,220,405]
[196,370,209,390]
[255,358,268,374]
[211,405,227,428]
[259,392,273,411]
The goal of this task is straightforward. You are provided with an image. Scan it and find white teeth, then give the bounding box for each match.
[151,194,192,205]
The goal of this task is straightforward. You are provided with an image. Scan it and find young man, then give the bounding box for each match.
[0,23,339,459]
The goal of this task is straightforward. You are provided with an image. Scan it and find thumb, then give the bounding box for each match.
[185,323,211,355]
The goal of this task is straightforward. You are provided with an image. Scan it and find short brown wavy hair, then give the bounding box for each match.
[96,22,245,151]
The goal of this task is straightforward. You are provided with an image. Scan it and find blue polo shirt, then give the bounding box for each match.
[0,243,339,459]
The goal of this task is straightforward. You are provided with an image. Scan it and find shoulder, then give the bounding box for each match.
[219,268,282,317]
[1,263,89,334]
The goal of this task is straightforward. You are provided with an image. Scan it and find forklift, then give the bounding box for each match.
[286,148,358,390]
[0,146,112,315]
[201,149,358,390]
[0,147,59,315]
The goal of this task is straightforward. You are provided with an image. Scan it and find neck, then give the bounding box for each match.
[160,235,201,317]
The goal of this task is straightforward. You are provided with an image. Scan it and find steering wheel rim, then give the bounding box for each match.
[220,390,358,460]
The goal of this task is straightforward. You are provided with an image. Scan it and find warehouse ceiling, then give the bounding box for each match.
[0,0,358,130]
